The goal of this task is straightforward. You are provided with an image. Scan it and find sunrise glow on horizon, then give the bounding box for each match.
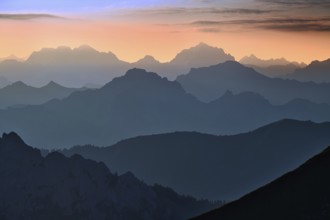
[0,0,330,63]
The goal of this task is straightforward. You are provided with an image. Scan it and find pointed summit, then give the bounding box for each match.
[75,44,97,52]
[1,132,26,147]
[9,81,29,89]
[134,55,160,66]
[171,43,235,67]
[42,81,64,89]
[124,68,161,80]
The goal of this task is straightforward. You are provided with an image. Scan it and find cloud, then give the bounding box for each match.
[257,0,330,7]
[130,7,278,16]
[189,17,330,32]
[0,13,62,20]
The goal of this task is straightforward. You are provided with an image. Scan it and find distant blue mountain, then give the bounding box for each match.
[0,68,329,148]
[287,58,330,83]
[0,43,235,87]
[176,61,330,104]
[0,81,80,109]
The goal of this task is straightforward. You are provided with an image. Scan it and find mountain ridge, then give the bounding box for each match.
[191,144,330,220]
[59,119,330,201]
[0,132,218,220]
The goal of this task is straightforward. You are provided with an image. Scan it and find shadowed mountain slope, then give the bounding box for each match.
[192,145,330,220]
[60,119,330,201]
[0,132,217,220]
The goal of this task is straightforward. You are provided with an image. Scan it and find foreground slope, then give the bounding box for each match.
[0,132,216,220]
[61,119,330,201]
[192,146,330,220]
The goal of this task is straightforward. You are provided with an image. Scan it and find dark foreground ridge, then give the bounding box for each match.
[0,132,218,220]
[191,145,330,220]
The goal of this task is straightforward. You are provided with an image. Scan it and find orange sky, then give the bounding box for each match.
[1,6,330,64]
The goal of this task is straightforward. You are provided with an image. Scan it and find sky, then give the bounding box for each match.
[0,0,330,63]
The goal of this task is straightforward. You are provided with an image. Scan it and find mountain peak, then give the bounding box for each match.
[124,68,161,80]
[75,44,96,51]
[9,81,28,88]
[134,55,160,65]
[43,81,63,88]
[195,42,212,48]
[171,43,235,66]
[1,132,26,147]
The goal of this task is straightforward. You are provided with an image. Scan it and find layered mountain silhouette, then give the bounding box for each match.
[59,119,330,201]
[0,81,80,109]
[176,61,330,104]
[0,132,217,220]
[239,55,304,78]
[0,45,129,87]
[247,63,301,78]
[0,68,329,148]
[240,54,305,67]
[192,145,330,220]
[169,43,234,71]
[0,43,234,87]
[286,58,330,83]
[0,54,24,62]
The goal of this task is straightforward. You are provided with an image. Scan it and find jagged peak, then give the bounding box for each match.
[42,81,64,88]
[134,55,160,64]
[9,81,28,88]
[124,68,161,80]
[1,132,26,146]
[75,44,96,51]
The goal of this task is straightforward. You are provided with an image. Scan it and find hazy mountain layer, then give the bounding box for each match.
[177,61,330,104]
[60,119,330,201]
[0,68,330,148]
[0,43,234,87]
[0,69,329,148]
[286,58,330,83]
[240,54,305,67]
[0,81,80,109]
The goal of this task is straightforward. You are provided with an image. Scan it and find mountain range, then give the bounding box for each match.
[240,54,305,67]
[0,81,81,109]
[0,68,330,148]
[177,61,330,104]
[1,43,328,87]
[0,43,234,87]
[58,119,330,201]
[286,58,330,83]
[0,132,218,220]
[192,145,330,220]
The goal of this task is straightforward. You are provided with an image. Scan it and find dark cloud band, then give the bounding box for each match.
[0,13,62,20]
[131,7,278,16]
[257,0,330,7]
[190,17,330,32]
